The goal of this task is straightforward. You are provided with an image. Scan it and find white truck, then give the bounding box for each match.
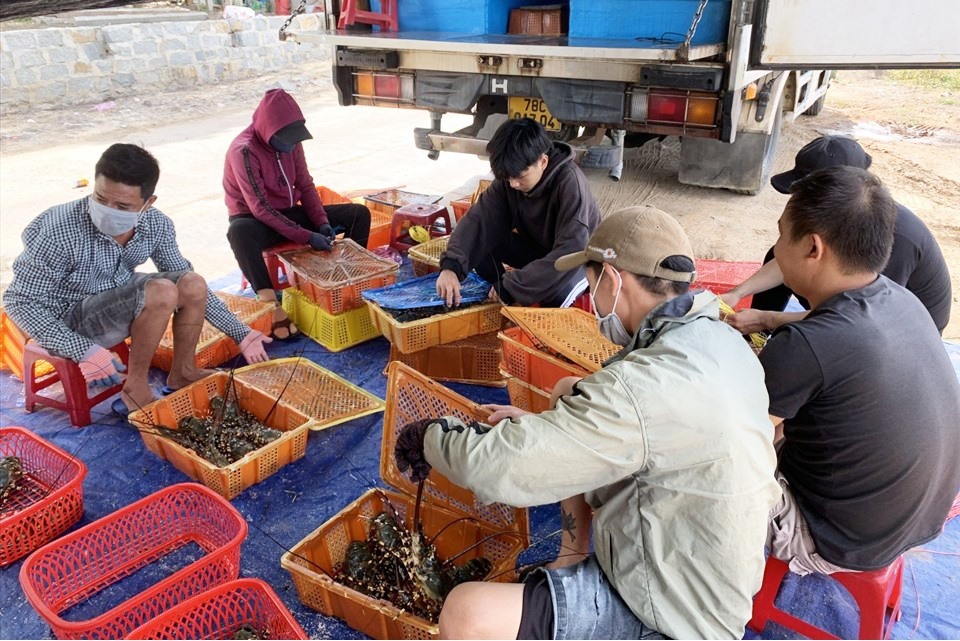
[286,0,959,193]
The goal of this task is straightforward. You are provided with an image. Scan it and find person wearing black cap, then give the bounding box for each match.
[223,88,371,339]
[722,135,951,334]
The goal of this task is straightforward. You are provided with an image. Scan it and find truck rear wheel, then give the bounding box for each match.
[803,95,826,116]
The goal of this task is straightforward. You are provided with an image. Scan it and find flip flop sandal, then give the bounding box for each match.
[270,316,300,341]
[111,398,131,420]
[160,385,176,396]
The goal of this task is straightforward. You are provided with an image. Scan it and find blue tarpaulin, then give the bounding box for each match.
[1,268,958,639]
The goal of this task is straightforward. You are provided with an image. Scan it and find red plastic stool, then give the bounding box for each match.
[569,291,594,314]
[239,241,304,292]
[389,203,453,254]
[748,555,904,640]
[23,341,131,427]
[338,0,397,31]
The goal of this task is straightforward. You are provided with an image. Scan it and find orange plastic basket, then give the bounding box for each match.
[0,427,87,567]
[499,326,589,394]
[386,331,506,387]
[19,483,247,640]
[233,357,385,431]
[0,309,55,380]
[501,307,620,373]
[693,259,762,311]
[505,375,552,414]
[366,207,393,249]
[367,300,503,354]
[124,578,307,640]
[278,240,399,315]
[315,185,352,205]
[128,372,315,500]
[449,197,471,222]
[408,236,449,277]
[150,292,273,372]
[281,362,528,639]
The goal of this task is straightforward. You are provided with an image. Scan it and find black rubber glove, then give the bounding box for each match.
[308,232,333,251]
[394,418,435,482]
[318,223,336,240]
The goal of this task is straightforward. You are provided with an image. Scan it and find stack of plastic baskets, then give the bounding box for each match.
[499,307,621,413]
[363,189,441,249]
[19,483,247,639]
[281,363,528,639]
[278,239,398,352]
[363,273,503,367]
[0,426,87,567]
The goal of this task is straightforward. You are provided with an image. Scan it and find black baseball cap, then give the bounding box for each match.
[770,135,872,194]
[272,120,313,145]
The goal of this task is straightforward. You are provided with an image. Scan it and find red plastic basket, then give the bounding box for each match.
[693,259,762,310]
[125,578,307,640]
[0,426,87,567]
[19,483,247,640]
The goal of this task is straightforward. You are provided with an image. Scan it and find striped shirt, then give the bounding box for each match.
[3,197,249,362]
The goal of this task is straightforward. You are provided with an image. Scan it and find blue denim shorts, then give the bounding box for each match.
[62,271,189,347]
[532,556,666,640]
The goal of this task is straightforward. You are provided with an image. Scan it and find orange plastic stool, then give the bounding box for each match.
[23,341,131,427]
[338,0,398,31]
[389,203,453,254]
[240,241,305,292]
[748,555,904,640]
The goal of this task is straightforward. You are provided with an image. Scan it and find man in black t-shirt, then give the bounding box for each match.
[759,166,960,574]
[722,135,951,335]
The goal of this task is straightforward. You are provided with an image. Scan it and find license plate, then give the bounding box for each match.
[508,97,560,132]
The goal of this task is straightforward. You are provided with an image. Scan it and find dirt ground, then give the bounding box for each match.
[1,66,958,339]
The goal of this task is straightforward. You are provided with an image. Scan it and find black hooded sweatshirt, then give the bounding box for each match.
[440,142,601,306]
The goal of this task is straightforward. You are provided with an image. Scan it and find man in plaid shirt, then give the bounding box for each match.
[3,144,271,415]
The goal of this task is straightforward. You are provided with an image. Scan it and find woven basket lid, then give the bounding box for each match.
[380,361,529,537]
[234,358,384,431]
[501,306,620,373]
[278,239,398,287]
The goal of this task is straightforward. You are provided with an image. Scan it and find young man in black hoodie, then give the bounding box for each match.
[436,118,601,307]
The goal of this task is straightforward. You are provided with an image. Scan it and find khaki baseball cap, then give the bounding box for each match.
[555,206,696,282]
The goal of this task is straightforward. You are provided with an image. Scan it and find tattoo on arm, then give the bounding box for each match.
[561,508,576,542]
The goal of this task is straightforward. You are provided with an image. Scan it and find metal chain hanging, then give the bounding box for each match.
[278,0,308,41]
[679,0,709,62]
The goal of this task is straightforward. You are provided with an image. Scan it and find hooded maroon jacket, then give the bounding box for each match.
[223,89,327,244]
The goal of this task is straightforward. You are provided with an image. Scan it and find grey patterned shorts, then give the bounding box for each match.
[62,271,189,347]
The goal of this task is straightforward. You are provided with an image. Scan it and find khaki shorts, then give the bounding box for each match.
[62,271,189,348]
[767,472,852,576]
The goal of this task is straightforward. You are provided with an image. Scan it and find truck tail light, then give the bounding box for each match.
[629,87,718,129]
[353,71,414,107]
[648,92,687,123]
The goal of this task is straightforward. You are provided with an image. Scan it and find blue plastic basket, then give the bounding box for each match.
[362,273,491,310]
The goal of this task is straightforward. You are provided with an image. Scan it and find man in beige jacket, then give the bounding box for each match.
[396,206,781,639]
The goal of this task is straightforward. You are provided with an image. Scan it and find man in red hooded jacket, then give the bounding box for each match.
[224,89,371,338]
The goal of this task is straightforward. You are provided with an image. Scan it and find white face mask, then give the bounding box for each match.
[590,268,633,346]
[88,196,144,236]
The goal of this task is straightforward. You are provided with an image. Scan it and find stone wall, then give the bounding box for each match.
[0,14,330,109]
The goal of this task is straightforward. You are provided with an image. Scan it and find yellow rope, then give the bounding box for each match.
[717,299,768,350]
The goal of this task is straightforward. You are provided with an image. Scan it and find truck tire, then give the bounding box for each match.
[803,95,826,116]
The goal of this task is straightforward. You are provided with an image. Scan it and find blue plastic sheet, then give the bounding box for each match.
[362,272,491,310]
[1,268,958,640]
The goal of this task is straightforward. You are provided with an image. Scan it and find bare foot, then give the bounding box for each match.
[121,385,157,412]
[166,367,218,391]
